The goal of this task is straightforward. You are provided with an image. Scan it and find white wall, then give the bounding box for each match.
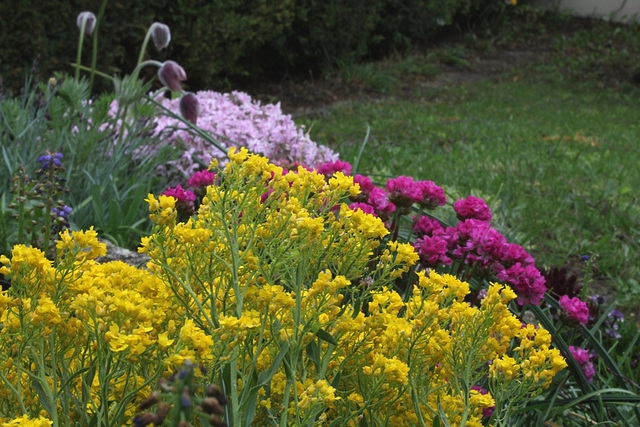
[530,0,640,22]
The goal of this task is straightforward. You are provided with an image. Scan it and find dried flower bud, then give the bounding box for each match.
[132,413,155,427]
[158,378,174,393]
[76,11,96,36]
[158,61,186,92]
[137,391,160,410]
[153,402,171,424]
[150,23,171,50]
[180,92,200,124]
[200,397,224,415]
[208,414,228,427]
[205,384,227,405]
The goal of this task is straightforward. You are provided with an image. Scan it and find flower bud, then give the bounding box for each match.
[179,92,200,124]
[76,11,96,36]
[157,61,186,92]
[150,23,171,50]
[200,397,224,415]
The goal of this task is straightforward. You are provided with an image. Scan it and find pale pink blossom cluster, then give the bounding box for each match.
[154,91,339,177]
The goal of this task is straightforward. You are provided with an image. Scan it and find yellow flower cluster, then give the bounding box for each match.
[1,150,565,425]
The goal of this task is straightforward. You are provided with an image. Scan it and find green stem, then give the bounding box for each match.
[75,21,87,80]
[137,25,154,67]
[89,0,109,93]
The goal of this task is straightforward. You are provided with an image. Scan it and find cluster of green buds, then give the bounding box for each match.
[75,11,200,124]
[133,360,228,427]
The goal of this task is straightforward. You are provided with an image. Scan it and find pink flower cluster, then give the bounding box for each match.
[385,176,446,210]
[161,184,196,217]
[412,216,546,305]
[558,295,590,325]
[568,346,595,382]
[154,91,339,177]
[454,195,492,222]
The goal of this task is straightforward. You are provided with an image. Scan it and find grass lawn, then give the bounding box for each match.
[288,13,640,311]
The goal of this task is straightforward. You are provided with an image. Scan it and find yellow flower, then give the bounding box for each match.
[3,415,53,426]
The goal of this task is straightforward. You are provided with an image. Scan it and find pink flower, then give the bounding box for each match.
[416,180,446,209]
[187,170,216,188]
[413,215,444,237]
[162,184,196,218]
[496,262,547,306]
[349,202,376,215]
[158,61,187,92]
[454,195,492,222]
[568,346,595,382]
[352,174,375,202]
[414,235,452,266]
[315,160,352,176]
[367,187,396,221]
[386,176,423,208]
[558,295,589,325]
[471,386,495,418]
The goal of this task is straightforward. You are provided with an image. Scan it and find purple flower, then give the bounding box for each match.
[76,11,96,36]
[416,180,446,209]
[385,176,423,208]
[454,195,492,222]
[149,22,171,50]
[38,152,63,169]
[180,92,200,124]
[315,160,352,176]
[568,346,595,382]
[558,295,589,325]
[158,61,187,92]
[52,205,73,220]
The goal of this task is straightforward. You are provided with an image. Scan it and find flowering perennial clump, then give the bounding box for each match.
[0,149,567,426]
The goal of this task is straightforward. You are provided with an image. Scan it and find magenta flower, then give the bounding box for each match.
[367,187,396,221]
[315,160,352,176]
[162,184,196,218]
[454,195,492,222]
[386,176,423,208]
[349,202,376,215]
[416,180,446,209]
[413,215,444,237]
[180,92,200,124]
[414,235,452,266]
[568,346,595,382]
[558,295,589,325]
[496,262,547,306]
[158,61,187,92]
[187,170,216,189]
[471,385,495,418]
[352,174,376,202]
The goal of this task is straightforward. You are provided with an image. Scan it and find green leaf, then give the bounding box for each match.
[31,377,54,416]
[315,327,338,346]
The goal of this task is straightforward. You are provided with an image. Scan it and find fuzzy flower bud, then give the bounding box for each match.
[76,11,96,36]
[180,92,200,124]
[150,22,171,50]
[158,61,186,92]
